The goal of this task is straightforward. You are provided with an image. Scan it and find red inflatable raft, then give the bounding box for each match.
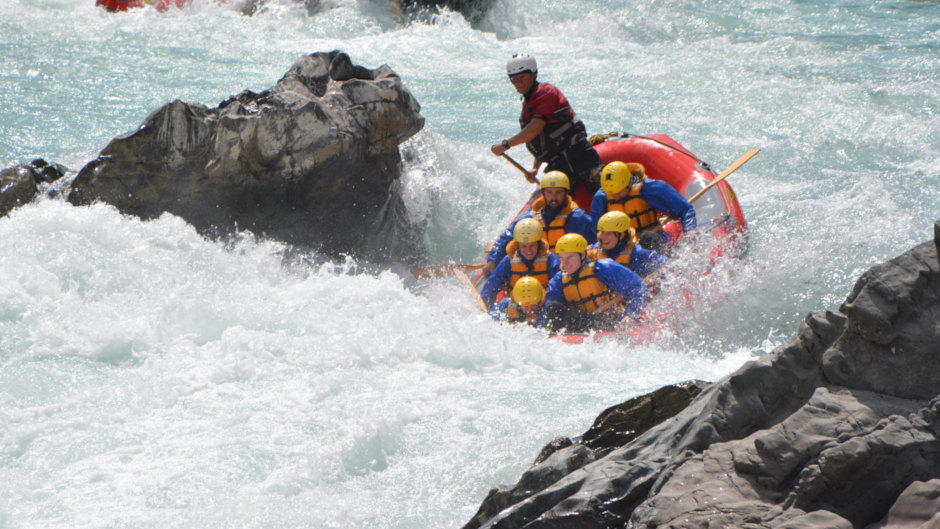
[475,133,753,344]
[581,133,747,258]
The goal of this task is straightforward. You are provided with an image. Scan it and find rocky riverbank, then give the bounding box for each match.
[463,222,940,529]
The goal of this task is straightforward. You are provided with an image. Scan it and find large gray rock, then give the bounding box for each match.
[462,381,709,529]
[464,222,940,529]
[68,50,425,263]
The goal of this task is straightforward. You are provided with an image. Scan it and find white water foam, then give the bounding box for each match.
[2,0,939,527]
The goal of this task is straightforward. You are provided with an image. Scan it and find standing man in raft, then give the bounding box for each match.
[489,53,603,193]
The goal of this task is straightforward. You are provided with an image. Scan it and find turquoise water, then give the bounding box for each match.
[1,0,939,527]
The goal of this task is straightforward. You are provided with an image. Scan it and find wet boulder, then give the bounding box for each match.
[68,50,425,263]
[0,159,68,217]
[462,380,709,529]
[463,222,940,529]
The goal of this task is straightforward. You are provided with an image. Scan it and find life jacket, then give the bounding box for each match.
[606,183,662,233]
[506,240,553,288]
[520,84,589,164]
[587,235,636,267]
[531,195,579,252]
[561,261,625,315]
[505,301,539,325]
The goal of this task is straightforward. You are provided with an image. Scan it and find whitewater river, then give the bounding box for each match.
[1,0,938,527]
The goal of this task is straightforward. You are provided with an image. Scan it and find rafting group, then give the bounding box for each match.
[480,165,681,333]
[450,53,758,339]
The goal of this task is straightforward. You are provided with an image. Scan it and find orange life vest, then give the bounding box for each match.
[606,183,662,233]
[561,261,624,315]
[506,301,539,325]
[506,240,553,288]
[587,238,635,267]
[531,195,580,251]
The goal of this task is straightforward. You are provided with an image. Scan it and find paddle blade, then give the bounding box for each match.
[689,148,760,204]
[454,268,488,313]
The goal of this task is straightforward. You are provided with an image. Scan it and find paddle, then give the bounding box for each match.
[454,267,489,312]
[594,294,624,314]
[501,153,528,174]
[688,148,760,204]
[411,263,484,280]
[501,153,540,185]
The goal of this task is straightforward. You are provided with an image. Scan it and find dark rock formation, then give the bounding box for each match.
[68,50,425,263]
[463,222,940,529]
[463,381,709,529]
[400,0,495,26]
[0,159,68,217]
[579,380,710,459]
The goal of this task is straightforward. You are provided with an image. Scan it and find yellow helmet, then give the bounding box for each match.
[600,161,645,195]
[597,211,632,233]
[540,171,570,190]
[513,217,544,243]
[554,233,587,254]
[511,276,544,307]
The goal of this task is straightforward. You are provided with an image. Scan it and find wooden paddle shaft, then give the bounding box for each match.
[453,267,488,312]
[501,153,529,175]
[689,148,760,204]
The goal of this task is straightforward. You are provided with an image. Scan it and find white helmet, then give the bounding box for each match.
[506,53,537,76]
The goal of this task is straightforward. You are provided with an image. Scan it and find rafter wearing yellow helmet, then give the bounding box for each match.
[591,161,698,253]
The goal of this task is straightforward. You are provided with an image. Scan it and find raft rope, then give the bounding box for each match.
[588,132,716,176]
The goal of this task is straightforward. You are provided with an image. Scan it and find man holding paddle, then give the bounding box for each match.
[490,53,603,193]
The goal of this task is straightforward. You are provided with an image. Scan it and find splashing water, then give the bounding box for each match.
[1,0,939,527]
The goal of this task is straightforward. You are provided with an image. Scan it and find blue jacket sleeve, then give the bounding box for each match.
[487,226,514,264]
[534,307,547,328]
[566,208,598,245]
[642,180,697,232]
[489,297,510,320]
[480,256,512,310]
[544,271,567,307]
[540,256,562,327]
[590,189,607,227]
[547,252,561,280]
[629,246,669,278]
[594,259,649,320]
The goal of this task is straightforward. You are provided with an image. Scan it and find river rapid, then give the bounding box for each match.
[1,0,938,527]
